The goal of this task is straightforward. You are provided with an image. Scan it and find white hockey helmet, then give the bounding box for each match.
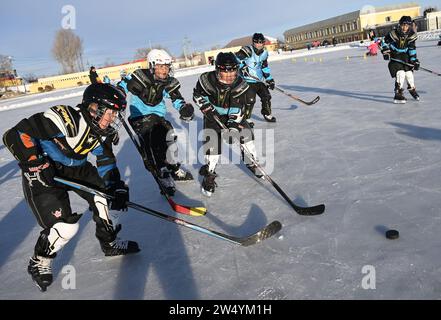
[147,49,173,69]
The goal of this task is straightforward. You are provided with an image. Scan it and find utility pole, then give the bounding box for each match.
[183,36,193,66]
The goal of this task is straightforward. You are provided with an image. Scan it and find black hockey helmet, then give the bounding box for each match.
[215,52,239,72]
[252,33,266,43]
[81,83,127,136]
[399,16,412,26]
[215,52,239,85]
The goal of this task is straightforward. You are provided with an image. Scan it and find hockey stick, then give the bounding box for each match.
[273,86,321,106]
[243,72,320,106]
[54,177,282,246]
[209,112,325,216]
[390,58,441,77]
[118,114,206,217]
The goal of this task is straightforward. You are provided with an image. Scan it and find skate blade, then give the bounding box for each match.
[33,281,48,292]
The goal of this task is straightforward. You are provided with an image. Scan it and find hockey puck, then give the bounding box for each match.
[385,230,399,240]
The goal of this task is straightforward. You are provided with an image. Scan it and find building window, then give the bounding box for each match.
[353,21,358,30]
[346,23,351,31]
[339,25,343,33]
[333,26,337,34]
[385,16,391,22]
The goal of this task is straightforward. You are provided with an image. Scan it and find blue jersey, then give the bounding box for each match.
[236,46,273,83]
[119,69,185,119]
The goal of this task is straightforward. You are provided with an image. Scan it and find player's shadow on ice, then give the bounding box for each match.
[55,214,91,277]
[281,84,392,104]
[206,203,268,239]
[111,137,200,299]
[388,122,441,141]
[0,159,20,186]
[0,200,37,269]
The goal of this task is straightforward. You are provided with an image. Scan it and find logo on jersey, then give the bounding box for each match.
[53,106,77,136]
[52,208,63,218]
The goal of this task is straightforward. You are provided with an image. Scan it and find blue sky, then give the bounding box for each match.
[1,0,439,77]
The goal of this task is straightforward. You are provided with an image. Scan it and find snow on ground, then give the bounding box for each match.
[0,41,440,299]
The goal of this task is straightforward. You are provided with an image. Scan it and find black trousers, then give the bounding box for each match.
[203,114,254,156]
[244,82,272,119]
[22,161,107,231]
[388,52,413,78]
[129,114,176,170]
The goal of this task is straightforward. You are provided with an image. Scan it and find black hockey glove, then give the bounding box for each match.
[265,79,275,90]
[194,96,215,114]
[240,65,250,77]
[19,157,56,190]
[179,103,194,122]
[111,132,120,145]
[199,102,215,115]
[411,59,420,71]
[381,48,390,60]
[224,121,241,144]
[108,181,129,211]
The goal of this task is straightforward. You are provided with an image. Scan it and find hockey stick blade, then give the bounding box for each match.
[220,221,283,247]
[301,95,320,105]
[291,203,325,216]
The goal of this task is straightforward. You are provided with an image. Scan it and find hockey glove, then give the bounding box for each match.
[19,157,56,190]
[412,59,420,71]
[240,65,250,77]
[179,103,194,122]
[108,181,129,211]
[224,121,241,144]
[199,102,215,115]
[111,132,120,146]
[381,48,390,60]
[266,79,275,90]
[194,96,215,114]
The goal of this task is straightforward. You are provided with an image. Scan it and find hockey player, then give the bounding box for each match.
[2,83,140,292]
[193,52,263,196]
[118,49,194,195]
[381,16,420,103]
[235,33,276,126]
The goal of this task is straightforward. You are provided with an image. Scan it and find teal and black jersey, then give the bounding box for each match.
[381,28,418,63]
[119,69,186,119]
[193,71,249,124]
[236,46,272,83]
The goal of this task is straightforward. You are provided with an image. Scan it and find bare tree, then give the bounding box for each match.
[102,58,115,67]
[134,45,168,60]
[0,54,13,72]
[0,54,14,93]
[23,73,38,83]
[52,29,83,74]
